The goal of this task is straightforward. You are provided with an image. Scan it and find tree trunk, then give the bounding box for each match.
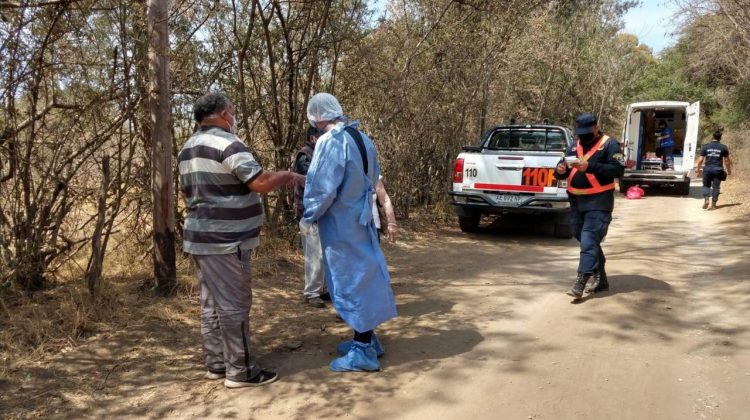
[148,0,176,296]
[86,156,110,298]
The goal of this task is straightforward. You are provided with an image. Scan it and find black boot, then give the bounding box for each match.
[566,273,590,298]
[709,199,718,210]
[702,198,709,209]
[586,267,609,293]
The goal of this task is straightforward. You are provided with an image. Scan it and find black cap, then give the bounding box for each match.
[575,112,597,135]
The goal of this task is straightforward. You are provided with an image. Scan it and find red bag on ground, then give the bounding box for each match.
[626,185,644,199]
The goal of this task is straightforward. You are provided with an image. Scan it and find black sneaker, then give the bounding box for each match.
[306,296,325,308]
[206,368,226,380]
[224,370,278,388]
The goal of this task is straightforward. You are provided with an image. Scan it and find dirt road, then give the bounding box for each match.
[5,184,750,419]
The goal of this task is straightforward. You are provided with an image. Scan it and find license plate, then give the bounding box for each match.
[491,193,523,203]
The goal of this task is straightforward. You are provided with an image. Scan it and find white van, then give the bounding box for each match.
[620,101,700,195]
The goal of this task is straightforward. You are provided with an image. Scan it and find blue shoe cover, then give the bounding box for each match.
[336,334,384,357]
[330,341,380,372]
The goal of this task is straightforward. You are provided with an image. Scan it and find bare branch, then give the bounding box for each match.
[0,0,80,8]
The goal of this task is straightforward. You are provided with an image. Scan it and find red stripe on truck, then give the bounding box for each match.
[473,183,545,192]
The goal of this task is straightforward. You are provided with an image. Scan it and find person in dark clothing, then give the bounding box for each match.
[696,130,732,210]
[555,112,626,299]
[293,127,329,308]
[656,120,675,170]
[293,127,321,218]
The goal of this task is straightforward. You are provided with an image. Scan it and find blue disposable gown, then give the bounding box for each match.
[302,122,397,332]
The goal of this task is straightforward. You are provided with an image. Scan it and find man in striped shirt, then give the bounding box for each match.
[178,92,304,388]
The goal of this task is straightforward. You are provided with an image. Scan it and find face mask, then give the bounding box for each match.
[223,110,237,134]
[309,121,326,136]
[578,133,595,145]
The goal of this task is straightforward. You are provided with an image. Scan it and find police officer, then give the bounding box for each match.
[696,130,732,210]
[555,112,625,298]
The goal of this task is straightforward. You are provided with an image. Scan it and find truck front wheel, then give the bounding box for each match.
[458,213,481,232]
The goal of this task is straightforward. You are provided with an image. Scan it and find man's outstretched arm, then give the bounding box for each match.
[248,171,304,193]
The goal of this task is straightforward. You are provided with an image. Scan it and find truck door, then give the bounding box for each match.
[683,101,700,175]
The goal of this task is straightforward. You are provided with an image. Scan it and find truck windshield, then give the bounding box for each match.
[485,129,567,151]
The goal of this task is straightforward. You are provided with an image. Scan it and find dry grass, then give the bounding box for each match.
[717,128,750,215]
[0,226,304,382]
[0,208,438,366]
[0,224,310,418]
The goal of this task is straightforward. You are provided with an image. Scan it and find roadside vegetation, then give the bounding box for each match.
[0,0,748,407]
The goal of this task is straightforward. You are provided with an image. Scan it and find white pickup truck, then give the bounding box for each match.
[448,123,574,238]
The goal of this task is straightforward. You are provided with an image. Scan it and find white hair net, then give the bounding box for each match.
[307,93,343,126]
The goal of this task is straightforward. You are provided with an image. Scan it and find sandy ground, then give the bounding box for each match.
[2,180,749,419]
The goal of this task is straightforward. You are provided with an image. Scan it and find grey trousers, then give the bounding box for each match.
[193,249,261,382]
[302,229,326,299]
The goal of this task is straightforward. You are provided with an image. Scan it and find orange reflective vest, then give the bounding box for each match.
[567,135,615,195]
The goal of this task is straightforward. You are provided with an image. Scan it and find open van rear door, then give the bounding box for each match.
[623,105,641,168]
[621,104,630,153]
[683,101,700,174]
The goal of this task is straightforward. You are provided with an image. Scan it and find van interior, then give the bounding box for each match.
[628,107,687,171]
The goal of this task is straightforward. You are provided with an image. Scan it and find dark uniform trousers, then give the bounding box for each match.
[570,207,611,274]
[702,167,724,200]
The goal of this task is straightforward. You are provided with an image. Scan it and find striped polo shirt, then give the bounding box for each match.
[177,126,264,255]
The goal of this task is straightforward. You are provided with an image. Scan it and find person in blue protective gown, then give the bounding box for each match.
[300,92,397,372]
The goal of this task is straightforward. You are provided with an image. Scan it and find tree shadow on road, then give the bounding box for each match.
[3,264,500,420]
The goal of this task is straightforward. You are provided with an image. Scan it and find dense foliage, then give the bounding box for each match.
[0,0,747,293]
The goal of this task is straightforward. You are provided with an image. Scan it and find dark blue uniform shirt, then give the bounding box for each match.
[554,135,626,212]
[700,141,729,168]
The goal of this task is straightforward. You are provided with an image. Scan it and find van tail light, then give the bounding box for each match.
[453,158,464,183]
